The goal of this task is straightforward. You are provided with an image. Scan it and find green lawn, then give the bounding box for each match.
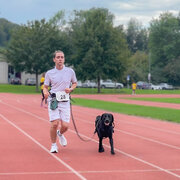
[1,84,180,123]
[72,98,180,123]
[1,84,180,94]
[123,97,180,104]
[0,84,40,94]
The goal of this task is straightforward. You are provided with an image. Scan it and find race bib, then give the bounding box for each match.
[56,91,69,102]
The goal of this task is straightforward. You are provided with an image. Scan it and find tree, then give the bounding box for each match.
[68,8,130,93]
[0,18,19,47]
[164,56,180,85]
[125,51,148,83]
[149,12,180,84]
[6,19,61,91]
[126,18,148,53]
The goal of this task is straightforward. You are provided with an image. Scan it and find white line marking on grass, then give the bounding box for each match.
[0,113,86,180]
[0,100,180,179]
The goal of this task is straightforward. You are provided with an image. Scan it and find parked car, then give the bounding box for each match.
[159,83,173,90]
[10,77,21,85]
[137,81,151,89]
[82,80,97,88]
[77,81,82,88]
[149,83,162,90]
[25,78,36,85]
[100,79,124,89]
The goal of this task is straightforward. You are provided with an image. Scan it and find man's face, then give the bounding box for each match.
[53,52,65,67]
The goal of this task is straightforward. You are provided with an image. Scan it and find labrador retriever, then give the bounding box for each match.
[94,113,115,155]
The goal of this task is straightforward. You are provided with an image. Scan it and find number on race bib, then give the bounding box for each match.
[56,91,69,102]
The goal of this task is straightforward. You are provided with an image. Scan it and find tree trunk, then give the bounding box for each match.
[36,72,39,92]
[97,76,101,93]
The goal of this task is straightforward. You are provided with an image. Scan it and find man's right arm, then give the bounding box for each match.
[43,85,50,99]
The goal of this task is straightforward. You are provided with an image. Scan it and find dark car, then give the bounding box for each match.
[137,81,151,89]
[10,77,21,85]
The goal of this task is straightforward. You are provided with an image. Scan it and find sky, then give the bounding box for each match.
[0,0,179,27]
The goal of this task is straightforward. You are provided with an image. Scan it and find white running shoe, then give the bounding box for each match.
[57,130,67,146]
[50,144,58,153]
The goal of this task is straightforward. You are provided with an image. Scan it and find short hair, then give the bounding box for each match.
[53,50,64,58]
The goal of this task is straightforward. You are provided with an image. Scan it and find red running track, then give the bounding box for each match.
[0,93,180,180]
[73,94,180,109]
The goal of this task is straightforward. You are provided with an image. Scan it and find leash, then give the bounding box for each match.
[70,98,97,142]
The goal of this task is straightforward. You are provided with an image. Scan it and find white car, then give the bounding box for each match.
[150,83,162,90]
[159,83,173,90]
[25,78,36,85]
[82,80,97,88]
[77,81,82,88]
[100,79,124,89]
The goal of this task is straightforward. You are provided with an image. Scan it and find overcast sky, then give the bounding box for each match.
[0,0,179,27]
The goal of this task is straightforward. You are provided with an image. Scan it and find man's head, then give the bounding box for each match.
[53,50,65,68]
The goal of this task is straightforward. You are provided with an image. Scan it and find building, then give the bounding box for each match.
[0,53,8,84]
[0,53,41,84]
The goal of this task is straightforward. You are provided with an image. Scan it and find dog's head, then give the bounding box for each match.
[101,113,114,126]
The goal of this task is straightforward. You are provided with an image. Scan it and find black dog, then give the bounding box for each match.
[94,113,115,155]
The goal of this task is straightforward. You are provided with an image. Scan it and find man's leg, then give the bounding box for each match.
[50,119,59,153]
[57,120,69,146]
[60,120,69,134]
[50,119,59,143]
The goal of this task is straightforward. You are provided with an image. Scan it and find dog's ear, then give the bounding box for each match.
[95,115,101,125]
[110,114,114,123]
[96,115,101,120]
[101,113,105,121]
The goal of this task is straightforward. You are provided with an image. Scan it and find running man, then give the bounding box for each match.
[132,81,137,95]
[40,73,47,107]
[43,50,77,153]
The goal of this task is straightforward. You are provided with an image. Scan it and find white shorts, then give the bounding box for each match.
[48,100,70,122]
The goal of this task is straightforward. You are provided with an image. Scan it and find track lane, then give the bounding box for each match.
[0,93,180,179]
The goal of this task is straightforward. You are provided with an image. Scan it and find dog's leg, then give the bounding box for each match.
[109,138,115,155]
[99,137,104,153]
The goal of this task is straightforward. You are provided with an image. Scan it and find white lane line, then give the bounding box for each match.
[70,114,180,150]
[0,171,72,175]
[0,100,180,178]
[117,129,180,150]
[1,169,180,175]
[14,97,180,135]
[1,100,180,150]
[69,129,180,179]
[2,100,180,150]
[0,113,86,180]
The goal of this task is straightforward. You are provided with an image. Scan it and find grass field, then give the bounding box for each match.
[0,84,41,94]
[123,97,180,104]
[1,84,180,123]
[72,98,180,123]
[1,84,180,94]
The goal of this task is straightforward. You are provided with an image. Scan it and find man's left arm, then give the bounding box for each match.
[65,82,77,94]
